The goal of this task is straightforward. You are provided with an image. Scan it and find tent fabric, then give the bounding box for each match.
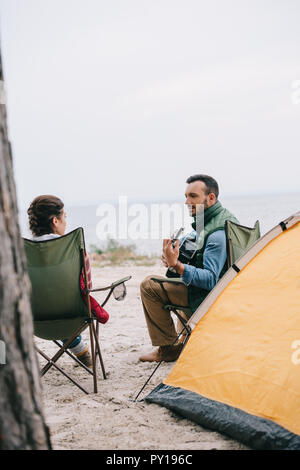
[146,384,300,450]
[146,214,300,450]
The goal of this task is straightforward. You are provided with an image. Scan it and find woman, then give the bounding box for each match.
[27,195,98,368]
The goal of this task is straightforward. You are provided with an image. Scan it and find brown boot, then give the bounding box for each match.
[75,348,93,368]
[139,343,183,363]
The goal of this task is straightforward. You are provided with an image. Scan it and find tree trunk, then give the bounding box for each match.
[0,51,51,449]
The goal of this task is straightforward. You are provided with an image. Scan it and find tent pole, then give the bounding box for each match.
[133,325,191,402]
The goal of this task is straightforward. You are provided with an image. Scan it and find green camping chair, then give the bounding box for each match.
[151,219,261,344]
[23,227,131,394]
[225,219,260,269]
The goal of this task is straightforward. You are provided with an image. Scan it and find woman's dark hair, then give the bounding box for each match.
[27,195,64,236]
[186,174,219,199]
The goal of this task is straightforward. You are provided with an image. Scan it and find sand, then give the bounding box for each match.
[36,263,247,450]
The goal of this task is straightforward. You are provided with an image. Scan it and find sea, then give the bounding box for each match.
[19,192,300,256]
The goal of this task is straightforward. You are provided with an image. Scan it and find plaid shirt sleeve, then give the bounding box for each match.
[85,252,93,290]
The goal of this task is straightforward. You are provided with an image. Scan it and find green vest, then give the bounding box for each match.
[188,201,239,313]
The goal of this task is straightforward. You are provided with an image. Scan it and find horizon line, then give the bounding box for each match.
[17,189,300,211]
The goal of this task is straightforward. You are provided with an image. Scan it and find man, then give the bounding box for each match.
[139,174,239,363]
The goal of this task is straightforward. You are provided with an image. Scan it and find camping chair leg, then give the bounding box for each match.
[95,321,99,369]
[133,309,192,402]
[92,320,107,380]
[100,289,114,308]
[40,324,87,376]
[133,325,191,402]
[36,346,89,394]
[170,309,192,339]
[88,321,98,393]
[53,340,94,375]
[157,281,192,339]
[54,328,106,381]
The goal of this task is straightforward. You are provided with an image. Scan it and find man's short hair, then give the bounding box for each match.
[186,174,219,199]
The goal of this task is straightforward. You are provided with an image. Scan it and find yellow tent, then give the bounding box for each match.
[146,213,300,450]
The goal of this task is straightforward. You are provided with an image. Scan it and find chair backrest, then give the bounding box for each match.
[225,219,261,268]
[23,227,89,340]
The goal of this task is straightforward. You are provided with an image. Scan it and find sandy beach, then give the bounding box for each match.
[36,263,247,450]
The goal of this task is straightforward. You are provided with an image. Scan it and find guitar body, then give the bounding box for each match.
[166,233,198,278]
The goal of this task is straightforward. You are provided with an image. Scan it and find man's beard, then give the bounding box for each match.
[190,199,209,216]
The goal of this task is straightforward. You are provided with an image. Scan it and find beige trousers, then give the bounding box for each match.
[140,275,189,346]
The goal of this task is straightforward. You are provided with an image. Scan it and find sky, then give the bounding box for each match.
[0,0,300,209]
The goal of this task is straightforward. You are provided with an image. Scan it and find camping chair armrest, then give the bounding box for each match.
[89,276,132,308]
[150,277,185,307]
[164,305,192,337]
[89,276,132,293]
[164,304,191,314]
[150,277,184,285]
[89,286,113,293]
